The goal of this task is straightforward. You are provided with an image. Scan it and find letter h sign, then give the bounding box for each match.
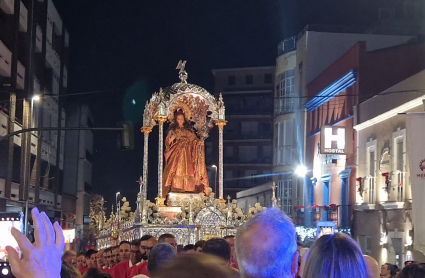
[320,126,353,155]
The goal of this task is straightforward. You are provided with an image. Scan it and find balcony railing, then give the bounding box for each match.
[294,205,350,229]
[224,132,273,140]
[224,157,273,164]
[274,146,294,166]
[275,98,299,115]
[278,36,297,56]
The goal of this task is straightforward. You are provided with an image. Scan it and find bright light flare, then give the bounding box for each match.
[295,165,308,177]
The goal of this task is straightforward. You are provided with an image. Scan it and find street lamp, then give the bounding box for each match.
[31,95,40,102]
[295,165,308,177]
[211,165,217,195]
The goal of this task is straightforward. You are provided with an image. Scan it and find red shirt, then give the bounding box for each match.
[126,261,148,278]
[109,260,133,278]
[79,267,89,275]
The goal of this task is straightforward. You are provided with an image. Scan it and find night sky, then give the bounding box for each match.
[53,0,377,210]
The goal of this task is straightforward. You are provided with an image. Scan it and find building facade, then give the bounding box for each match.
[0,0,69,219]
[212,67,275,199]
[63,103,93,252]
[354,70,425,267]
[303,41,425,233]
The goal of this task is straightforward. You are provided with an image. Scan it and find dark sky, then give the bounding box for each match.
[53,0,377,210]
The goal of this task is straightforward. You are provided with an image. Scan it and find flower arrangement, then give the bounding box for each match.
[356,177,364,197]
[382,172,391,193]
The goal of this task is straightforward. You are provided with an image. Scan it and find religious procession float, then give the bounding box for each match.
[89,62,278,249]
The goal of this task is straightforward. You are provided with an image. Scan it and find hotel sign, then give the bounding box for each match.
[320,126,353,155]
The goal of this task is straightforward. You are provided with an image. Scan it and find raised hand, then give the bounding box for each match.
[6,207,65,278]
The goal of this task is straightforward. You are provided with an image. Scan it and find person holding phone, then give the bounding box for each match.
[6,207,65,278]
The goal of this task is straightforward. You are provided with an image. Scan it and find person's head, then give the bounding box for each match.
[96,250,105,268]
[303,233,367,278]
[130,239,142,265]
[119,241,131,262]
[82,268,113,278]
[397,263,425,278]
[183,244,196,253]
[77,254,87,269]
[203,238,231,264]
[381,263,397,277]
[61,262,82,278]
[236,208,298,278]
[151,253,239,278]
[102,248,111,267]
[63,250,77,266]
[141,237,158,260]
[90,251,98,268]
[158,234,177,251]
[107,248,115,267]
[195,240,205,253]
[224,235,236,264]
[363,255,379,278]
[111,246,119,266]
[85,250,97,268]
[147,243,177,275]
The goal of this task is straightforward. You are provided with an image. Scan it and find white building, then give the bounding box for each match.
[353,70,425,267]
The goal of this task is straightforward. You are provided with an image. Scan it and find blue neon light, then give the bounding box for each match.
[304,70,358,112]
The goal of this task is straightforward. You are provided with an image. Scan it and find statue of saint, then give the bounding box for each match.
[162,111,209,197]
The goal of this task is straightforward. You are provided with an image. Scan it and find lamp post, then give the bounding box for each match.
[295,165,311,227]
[211,165,217,196]
[24,95,40,236]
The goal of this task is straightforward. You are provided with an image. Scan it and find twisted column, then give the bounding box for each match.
[215,120,227,200]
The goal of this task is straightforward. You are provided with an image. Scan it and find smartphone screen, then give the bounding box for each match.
[0,212,24,261]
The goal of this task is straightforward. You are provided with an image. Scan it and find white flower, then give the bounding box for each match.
[207,188,213,193]
[232,199,237,204]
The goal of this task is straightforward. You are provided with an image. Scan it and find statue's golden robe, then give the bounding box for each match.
[162,127,209,197]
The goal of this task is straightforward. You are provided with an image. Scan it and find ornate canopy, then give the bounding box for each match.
[142,61,225,139]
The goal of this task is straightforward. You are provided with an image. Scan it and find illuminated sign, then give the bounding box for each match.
[320,126,353,155]
[63,229,75,244]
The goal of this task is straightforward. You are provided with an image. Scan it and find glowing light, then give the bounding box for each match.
[1,268,8,275]
[406,235,413,246]
[380,232,388,246]
[32,95,40,101]
[132,99,136,105]
[381,248,388,262]
[295,165,308,177]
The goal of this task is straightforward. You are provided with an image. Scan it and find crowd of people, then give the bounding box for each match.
[6,207,425,278]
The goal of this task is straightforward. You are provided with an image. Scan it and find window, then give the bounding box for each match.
[264,74,272,84]
[274,119,294,166]
[277,69,295,113]
[224,170,233,180]
[278,175,292,215]
[225,146,233,157]
[244,170,257,186]
[358,236,372,256]
[262,122,271,133]
[366,140,377,204]
[245,75,253,85]
[393,129,406,202]
[228,75,235,86]
[241,121,258,137]
[238,146,257,163]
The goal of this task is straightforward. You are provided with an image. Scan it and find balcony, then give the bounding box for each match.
[0,40,12,77]
[46,42,60,76]
[227,107,272,116]
[0,0,14,14]
[294,205,350,229]
[63,66,68,88]
[224,132,273,141]
[35,25,43,52]
[275,98,298,115]
[278,36,297,56]
[19,3,27,32]
[224,157,273,165]
[274,146,294,166]
[16,60,25,89]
